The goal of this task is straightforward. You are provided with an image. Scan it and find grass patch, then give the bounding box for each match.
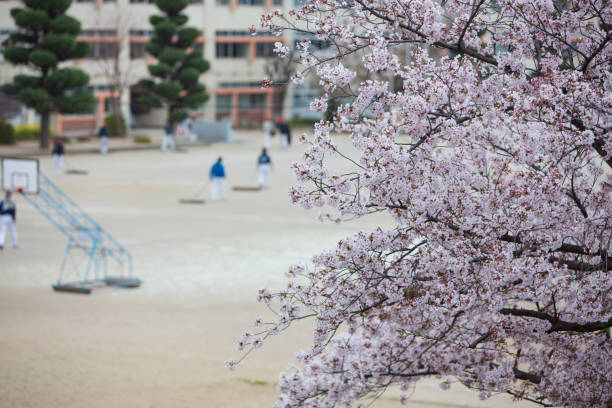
[236,378,272,387]
[133,135,152,144]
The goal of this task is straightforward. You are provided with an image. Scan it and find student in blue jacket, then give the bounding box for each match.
[161,120,176,152]
[209,157,227,201]
[257,148,273,188]
[98,120,109,154]
[52,136,66,173]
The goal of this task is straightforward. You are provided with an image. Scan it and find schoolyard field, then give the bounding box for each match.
[0,132,535,408]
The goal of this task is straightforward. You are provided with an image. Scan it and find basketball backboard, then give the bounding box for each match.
[1,157,39,194]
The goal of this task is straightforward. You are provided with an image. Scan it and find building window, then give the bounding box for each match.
[81,30,118,60]
[273,0,282,5]
[238,94,265,110]
[129,30,153,59]
[88,85,112,92]
[192,43,204,54]
[0,28,15,63]
[130,42,147,59]
[255,42,275,58]
[129,0,155,3]
[238,0,264,5]
[215,94,232,120]
[82,29,117,37]
[89,43,118,59]
[104,97,120,115]
[215,0,230,4]
[216,95,231,112]
[130,29,154,37]
[216,30,274,37]
[215,43,248,58]
[216,30,249,37]
[219,82,262,88]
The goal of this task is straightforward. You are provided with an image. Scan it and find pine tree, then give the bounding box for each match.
[2,0,94,149]
[138,0,210,126]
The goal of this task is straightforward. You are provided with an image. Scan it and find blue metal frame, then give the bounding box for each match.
[21,173,138,290]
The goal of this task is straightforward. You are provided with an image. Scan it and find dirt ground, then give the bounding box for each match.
[0,132,535,408]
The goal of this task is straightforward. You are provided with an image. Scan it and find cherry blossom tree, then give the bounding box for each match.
[229,1,612,407]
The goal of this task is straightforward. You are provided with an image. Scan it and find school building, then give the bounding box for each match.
[0,0,321,134]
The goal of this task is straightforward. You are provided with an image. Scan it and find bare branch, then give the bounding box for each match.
[499,308,612,333]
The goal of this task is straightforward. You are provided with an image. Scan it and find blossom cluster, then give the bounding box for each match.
[229,1,612,407]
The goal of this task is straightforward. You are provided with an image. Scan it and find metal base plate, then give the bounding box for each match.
[52,277,142,294]
[52,284,92,294]
[179,199,205,204]
[104,277,142,288]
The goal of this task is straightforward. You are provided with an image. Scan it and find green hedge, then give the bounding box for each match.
[14,124,54,141]
[286,117,320,127]
[105,114,127,137]
[133,135,151,143]
[0,119,15,144]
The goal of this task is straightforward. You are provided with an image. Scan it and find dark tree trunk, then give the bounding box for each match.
[112,52,124,137]
[274,87,286,118]
[40,111,50,150]
[111,95,124,137]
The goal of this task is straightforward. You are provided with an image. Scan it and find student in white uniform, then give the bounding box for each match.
[0,191,18,250]
[262,117,274,149]
[257,148,272,188]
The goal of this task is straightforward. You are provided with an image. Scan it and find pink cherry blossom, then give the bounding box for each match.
[231,1,612,407]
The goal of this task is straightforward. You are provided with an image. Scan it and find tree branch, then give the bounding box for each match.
[548,256,611,272]
[580,32,611,72]
[571,118,612,169]
[499,308,612,333]
[592,137,612,169]
[513,367,542,384]
[352,0,498,66]
[364,209,610,260]
[567,174,588,219]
